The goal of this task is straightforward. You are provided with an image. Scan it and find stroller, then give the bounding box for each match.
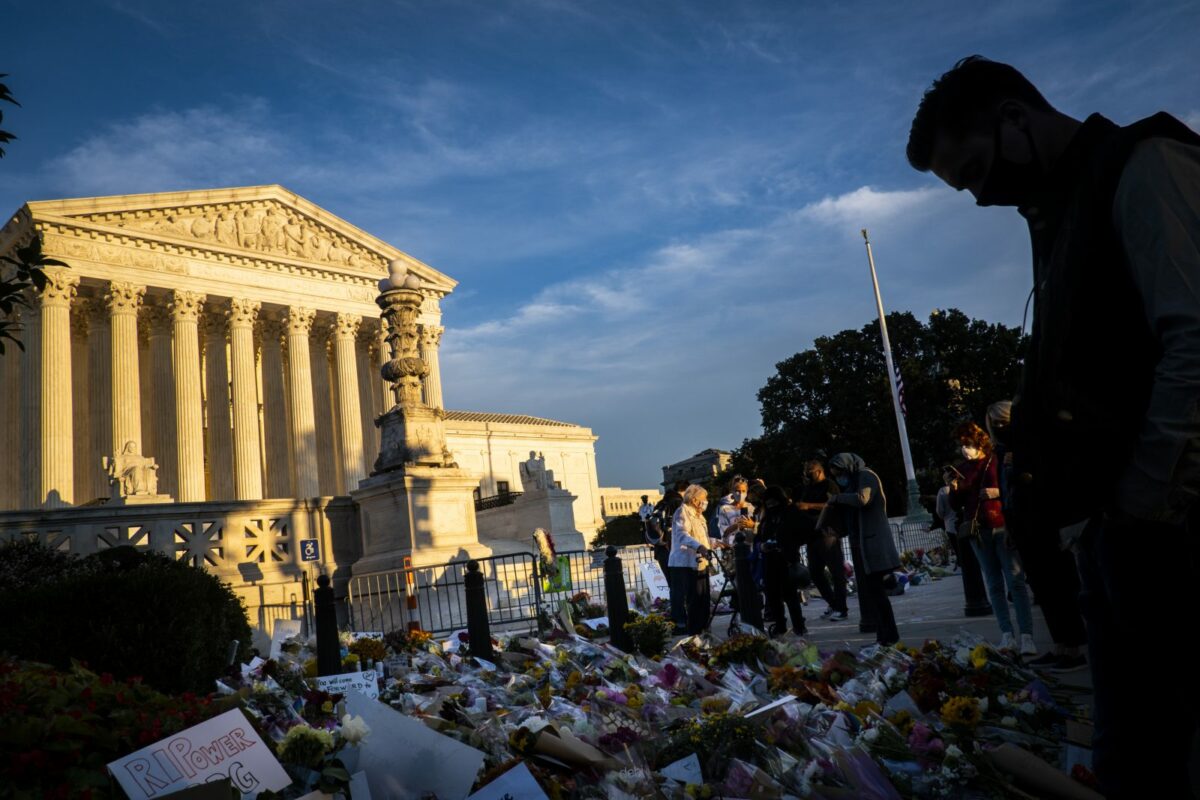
[704,548,746,637]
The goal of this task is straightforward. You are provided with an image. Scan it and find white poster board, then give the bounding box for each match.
[345,693,485,800]
[269,619,303,659]
[107,708,290,799]
[315,670,380,700]
[639,560,671,601]
[466,762,549,800]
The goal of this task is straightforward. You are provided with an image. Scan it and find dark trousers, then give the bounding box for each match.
[1007,517,1086,647]
[763,558,805,633]
[849,540,878,628]
[667,566,688,627]
[808,536,848,613]
[669,566,710,634]
[653,543,670,579]
[1076,515,1199,798]
[858,571,899,645]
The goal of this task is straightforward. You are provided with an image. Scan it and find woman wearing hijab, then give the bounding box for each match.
[822,452,902,646]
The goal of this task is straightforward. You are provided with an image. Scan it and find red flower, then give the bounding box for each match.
[99,673,114,686]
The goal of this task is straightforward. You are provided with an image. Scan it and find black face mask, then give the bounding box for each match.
[975,117,1043,207]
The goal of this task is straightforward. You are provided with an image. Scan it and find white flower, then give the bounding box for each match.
[340,714,371,745]
[861,727,879,743]
[1019,702,1036,715]
[997,694,1010,707]
[954,647,971,665]
[1001,716,1018,727]
[945,744,964,758]
[977,697,988,713]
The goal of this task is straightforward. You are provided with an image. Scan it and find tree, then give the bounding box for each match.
[0,74,67,354]
[730,309,1025,515]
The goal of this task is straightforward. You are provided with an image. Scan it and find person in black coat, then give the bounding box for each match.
[758,485,808,638]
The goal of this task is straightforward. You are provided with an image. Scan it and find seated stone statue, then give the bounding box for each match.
[103,441,160,497]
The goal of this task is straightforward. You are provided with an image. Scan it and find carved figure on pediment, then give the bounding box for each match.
[103,441,160,497]
[328,240,353,266]
[190,214,216,242]
[261,207,288,252]
[215,211,238,247]
[282,214,307,257]
[237,206,266,249]
[308,233,331,261]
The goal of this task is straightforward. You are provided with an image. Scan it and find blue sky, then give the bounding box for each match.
[3,0,1198,489]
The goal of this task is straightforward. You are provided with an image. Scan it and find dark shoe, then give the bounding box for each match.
[793,625,807,638]
[671,626,687,636]
[828,611,849,622]
[858,622,877,634]
[1049,654,1088,673]
[1026,651,1059,669]
[768,623,786,638]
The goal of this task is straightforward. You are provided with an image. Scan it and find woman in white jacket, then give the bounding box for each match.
[669,484,727,635]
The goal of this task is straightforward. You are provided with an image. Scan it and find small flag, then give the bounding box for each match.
[894,363,907,418]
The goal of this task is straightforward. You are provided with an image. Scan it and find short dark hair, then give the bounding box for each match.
[906,55,1054,172]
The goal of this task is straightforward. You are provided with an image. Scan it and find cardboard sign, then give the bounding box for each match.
[345,692,485,800]
[107,708,290,799]
[639,560,670,601]
[349,631,384,641]
[315,670,380,700]
[582,617,609,631]
[269,619,303,659]
[466,762,549,800]
[541,555,572,593]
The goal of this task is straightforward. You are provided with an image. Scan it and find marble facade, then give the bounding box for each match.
[0,185,454,510]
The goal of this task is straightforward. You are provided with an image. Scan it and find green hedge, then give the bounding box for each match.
[0,541,251,694]
[591,513,647,548]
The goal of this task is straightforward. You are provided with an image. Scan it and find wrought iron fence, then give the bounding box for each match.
[474,492,523,511]
[345,544,660,636]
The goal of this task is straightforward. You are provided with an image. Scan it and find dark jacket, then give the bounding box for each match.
[758,503,805,564]
[823,453,901,575]
[1011,112,1200,528]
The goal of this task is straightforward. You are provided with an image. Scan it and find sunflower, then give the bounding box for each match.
[940,695,982,729]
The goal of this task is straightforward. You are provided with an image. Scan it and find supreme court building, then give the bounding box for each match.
[0,187,609,607]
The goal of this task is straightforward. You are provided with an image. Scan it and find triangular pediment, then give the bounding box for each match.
[20,185,456,292]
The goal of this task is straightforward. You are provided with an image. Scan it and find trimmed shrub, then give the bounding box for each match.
[591,513,646,548]
[0,542,252,694]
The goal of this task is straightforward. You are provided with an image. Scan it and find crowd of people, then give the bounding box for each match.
[641,453,903,646]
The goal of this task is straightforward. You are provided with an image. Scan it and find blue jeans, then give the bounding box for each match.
[968,527,1032,636]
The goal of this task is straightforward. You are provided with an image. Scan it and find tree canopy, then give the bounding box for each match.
[724,309,1025,515]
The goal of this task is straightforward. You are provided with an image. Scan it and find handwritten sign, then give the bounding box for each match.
[639,560,670,601]
[107,708,290,799]
[315,670,380,700]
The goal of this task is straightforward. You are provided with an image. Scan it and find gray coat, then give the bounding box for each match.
[824,453,901,575]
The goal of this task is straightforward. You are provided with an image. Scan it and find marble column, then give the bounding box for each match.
[311,322,341,495]
[70,306,92,501]
[0,313,20,509]
[138,322,155,463]
[356,324,379,472]
[18,302,41,508]
[170,290,206,502]
[227,297,263,500]
[333,313,365,491]
[259,315,290,499]
[85,299,112,500]
[419,323,445,410]
[286,307,320,498]
[146,303,178,498]
[38,268,80,507]
[201,313,234,501]
[377,319,391,414]
[105,281,145,462]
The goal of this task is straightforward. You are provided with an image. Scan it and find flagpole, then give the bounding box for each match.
[862,229,929,522]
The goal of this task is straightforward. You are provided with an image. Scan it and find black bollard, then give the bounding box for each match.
[604,546,633,652]
[955,534,994,618]
[314,574,342,676]
[734,531,763,630]
[464,560,495,661]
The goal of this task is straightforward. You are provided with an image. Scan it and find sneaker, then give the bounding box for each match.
[828,611,849,622]
[1020,634,1037,656]
[1049,654,1089,673]
[820,607,837,619]
[768,623,786,639]
[793,625,808,638]
[999,632,1015,650]
[1026,651,1059,668]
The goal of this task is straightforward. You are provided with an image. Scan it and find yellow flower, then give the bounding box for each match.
[970,644,989,670]
[853,700,881,721]
[940,696,982,729]
[888,709,915,736]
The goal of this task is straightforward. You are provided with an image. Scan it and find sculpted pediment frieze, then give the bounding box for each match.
[72,200,388,273]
